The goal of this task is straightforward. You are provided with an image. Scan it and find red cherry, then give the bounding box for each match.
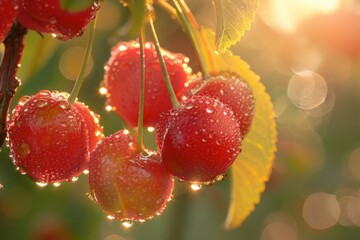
[103,41,190,128]
[73,101,103,153]
[183,72,254,136]
[157,95,242,183]
[89,130,174,222]
[7,90,90,184]
[0,0,17,43]
[16,0,100,40]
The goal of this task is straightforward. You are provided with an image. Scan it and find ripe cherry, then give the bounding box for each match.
[0,0,17,43]
[156,95,242,183]
[73,101,103,153]
[89,130,174,222]
[7,90,102,184]
[103,41,191,128]
[182,72,254,136]
[16,0,100,40]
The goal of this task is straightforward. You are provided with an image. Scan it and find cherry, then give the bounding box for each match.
[73,101,103,153]
[103,41,191,128]
[0,0,17,43]
[16,0,100,40]
[182,72,254,136]
[7,90,102,184]
[89,130,174,222]
[156,95,242,183]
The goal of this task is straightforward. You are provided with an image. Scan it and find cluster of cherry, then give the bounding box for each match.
[1,1,254,226]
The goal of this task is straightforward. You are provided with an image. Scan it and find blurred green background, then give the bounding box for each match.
[2,0,360,239]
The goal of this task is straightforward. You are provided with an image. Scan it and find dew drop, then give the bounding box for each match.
[147,127,155,132]
[71,176,79,182]
[105,105,113,112]
[190,183,202,191]
[206,106,215,114]
[83,169,89,175]
[216,173,227,182]
[18,96,30,106]
[36,99,48,108]
[107,215,115,220]
[95,130,102,137]
[19,168,27,175]
[48,16,57,24]
[18,143,30,158]
[36,182,48,187]
[58,100,70,110]
[202,138,207,143]
[204,180,215,186]
[53,182,61,187]
[99,87,108,95]
[185,103,194,109]
[118,44,128,51]
[122,219,133,228]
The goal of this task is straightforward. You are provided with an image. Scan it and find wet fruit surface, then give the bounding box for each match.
[16,0,100,40]
[103,41,190,128]
[0,0,17,42]
[157,95,242,182]
[184,72,255,136]
[89,130,174,222]
[74,101,103,153]
[7,90,89,184]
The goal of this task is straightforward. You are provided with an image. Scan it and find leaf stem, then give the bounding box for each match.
[172,0,210,79]
[0,22,27,148]
[137,28,146,152]
[157,0,177,17]
[68,15,97,104]
[149,17,179,108]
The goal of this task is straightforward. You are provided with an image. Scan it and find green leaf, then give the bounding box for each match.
[17,32,59,82]
[61,0,98,12]
[214,0,259,53]
[191,27,277,229]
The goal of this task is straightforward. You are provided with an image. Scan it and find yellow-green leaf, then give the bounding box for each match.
[192,27,277,229]
[214,0,259,53]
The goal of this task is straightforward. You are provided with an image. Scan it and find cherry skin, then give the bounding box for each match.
[73,101,103,153]
[103,41,190,128]
[89,130,174,222]
[0,0,17,43]
[16,0,100,40]
[7,90,90,184]
[182,72,255,136]
[156,95,242,183]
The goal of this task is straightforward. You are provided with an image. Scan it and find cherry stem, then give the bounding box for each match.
[172,0,210,79]
[149,17,180,108]
[0,22,27,148]
[68,15,97,104]
[157,0,177,17]
[137,28,146,152]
